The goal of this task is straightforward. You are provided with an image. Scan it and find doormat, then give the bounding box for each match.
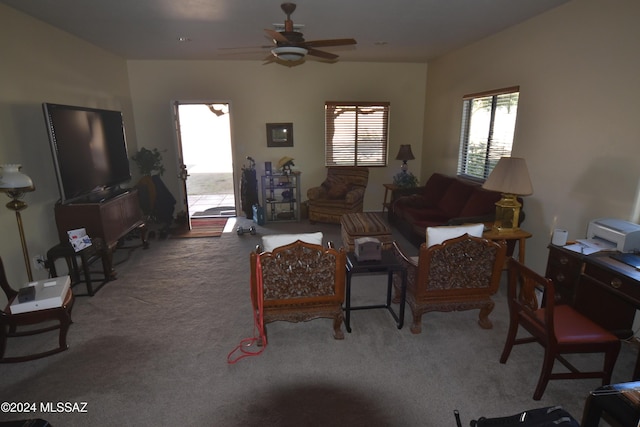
[192,206,237,217]
[170,217,228,238]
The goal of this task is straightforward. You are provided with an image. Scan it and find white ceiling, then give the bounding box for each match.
[2,0,570,63]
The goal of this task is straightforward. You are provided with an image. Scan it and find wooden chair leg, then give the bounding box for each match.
[478,301,495,329]
[533,348,556,400]
[499,316,519,364]
[410,313,422,334]
[333,313,344,340]
[602,344,621,385]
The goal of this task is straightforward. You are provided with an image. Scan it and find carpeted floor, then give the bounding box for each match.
[0,217,636,426]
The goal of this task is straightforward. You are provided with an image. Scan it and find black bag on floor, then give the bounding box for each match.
[470,406,579,427]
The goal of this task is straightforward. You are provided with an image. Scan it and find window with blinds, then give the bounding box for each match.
[457,87,520,180]
[324,102,389,167]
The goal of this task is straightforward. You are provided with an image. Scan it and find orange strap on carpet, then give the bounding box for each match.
[227,256,267,364]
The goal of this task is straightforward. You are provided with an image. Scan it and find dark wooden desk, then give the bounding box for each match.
[546,245,640,379]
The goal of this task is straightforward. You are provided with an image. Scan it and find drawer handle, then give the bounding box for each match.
[610,278,622,289]
[555,273,565,283]
[559,256,569,265]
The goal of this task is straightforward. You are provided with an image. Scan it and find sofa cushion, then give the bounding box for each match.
[426,223,485,247]
[262,232,324,252]
[458,188,502,218]
[436,179,476,217]
[420,173,455,204]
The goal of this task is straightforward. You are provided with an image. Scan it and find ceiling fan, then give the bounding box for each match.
[263,2,357,63]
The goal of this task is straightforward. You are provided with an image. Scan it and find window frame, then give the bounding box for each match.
[324,101,390,167]
[457,86,520,181]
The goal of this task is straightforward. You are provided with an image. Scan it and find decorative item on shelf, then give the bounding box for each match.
[131,147,165,176]
[482,156,533,234]
[0,164,36,281]
[277,156,295,175]
[281,190,292,202]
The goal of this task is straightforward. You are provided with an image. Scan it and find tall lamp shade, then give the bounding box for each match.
[482,157,533,233]
[395,145,415,172]
[0,164,35,281]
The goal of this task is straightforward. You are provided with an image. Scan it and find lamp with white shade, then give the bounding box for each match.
[482,157,533,233]
[0,164,36,281]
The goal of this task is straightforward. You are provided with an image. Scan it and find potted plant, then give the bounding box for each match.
[131,147,165,176]
[393,171,419,188]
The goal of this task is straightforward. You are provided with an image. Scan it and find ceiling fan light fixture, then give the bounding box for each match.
[271,46,307,61]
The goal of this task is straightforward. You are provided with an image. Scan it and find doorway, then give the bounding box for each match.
[173,102,236,222]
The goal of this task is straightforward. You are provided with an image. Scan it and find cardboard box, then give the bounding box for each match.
[10,276,71,314]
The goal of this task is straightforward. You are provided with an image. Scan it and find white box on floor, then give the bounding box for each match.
[10,276,71,314]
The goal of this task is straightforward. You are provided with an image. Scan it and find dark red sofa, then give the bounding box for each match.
[388,173,520,247]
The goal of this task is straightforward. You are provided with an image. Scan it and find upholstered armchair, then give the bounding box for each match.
[392,224,507,334]
[250,233,347,341]
[307,167,369,224]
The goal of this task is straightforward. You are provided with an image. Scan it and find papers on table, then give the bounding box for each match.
[563,237,616,255]
[67,228,92,252]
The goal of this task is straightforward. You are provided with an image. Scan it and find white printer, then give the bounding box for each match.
[586,218,640,253]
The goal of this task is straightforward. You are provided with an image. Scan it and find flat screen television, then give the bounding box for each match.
[43,103,132,204]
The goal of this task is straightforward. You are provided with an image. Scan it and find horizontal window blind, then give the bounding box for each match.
[458,88,519,180]
[325,102,389,167]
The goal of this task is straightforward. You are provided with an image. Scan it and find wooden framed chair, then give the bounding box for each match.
[392,224,507,334]
[500,258,621,400]
[250,236,346,342]
[0,257,75,363]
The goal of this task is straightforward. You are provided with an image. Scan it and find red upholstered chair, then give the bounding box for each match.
[0,257,75,363]
[500,258,621,400]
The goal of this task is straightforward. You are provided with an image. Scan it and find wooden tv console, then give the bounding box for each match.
[54,189,147,278]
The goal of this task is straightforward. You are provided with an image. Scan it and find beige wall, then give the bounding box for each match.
[0,4,133,289]
[125,60,427,214]
[422,0,640,272]
[3,0,639,291]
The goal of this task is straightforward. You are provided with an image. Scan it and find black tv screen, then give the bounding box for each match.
[43,103,132,204]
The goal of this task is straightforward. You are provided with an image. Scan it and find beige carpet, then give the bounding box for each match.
[0,217,636,426]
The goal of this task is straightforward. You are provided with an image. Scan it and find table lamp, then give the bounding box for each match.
[482,157,533,233]
[0,164,35,281]
[395,145,415,173]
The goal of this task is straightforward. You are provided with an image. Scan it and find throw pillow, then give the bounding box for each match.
[426,223,484,248]
[322,175,349,199]
[262,232,324,252]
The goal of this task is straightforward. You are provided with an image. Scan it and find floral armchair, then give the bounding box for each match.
[392,225,507,334]
[250,235,347,341]
[307,167,369,224]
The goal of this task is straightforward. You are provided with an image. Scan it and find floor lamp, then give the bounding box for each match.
[0,164,35,282]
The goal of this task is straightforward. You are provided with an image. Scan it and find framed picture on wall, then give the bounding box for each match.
[266,123,293,147]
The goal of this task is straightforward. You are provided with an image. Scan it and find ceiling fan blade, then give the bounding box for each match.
[264,28,289,44]
[218,45,271,51]
[304,38,357,48]
[307,48,338,60]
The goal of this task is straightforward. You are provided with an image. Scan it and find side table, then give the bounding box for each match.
[46,239,111,296]
[482,228,532,264]
[382,183,398,214]
[344,250,407,332]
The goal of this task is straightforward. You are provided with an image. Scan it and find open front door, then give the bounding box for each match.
[172,101,236,230]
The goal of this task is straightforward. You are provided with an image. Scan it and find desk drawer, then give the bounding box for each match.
[546,246,582,304]
[584,262,640,306]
